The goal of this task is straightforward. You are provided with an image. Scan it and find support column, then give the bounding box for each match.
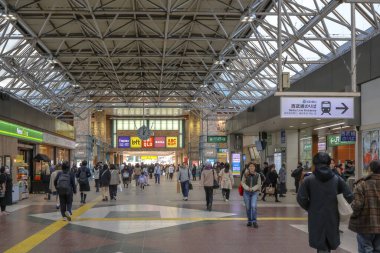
[285,130,299,190]
[188,113,201,166]
[74,111,93,167]
[94,110,107,162]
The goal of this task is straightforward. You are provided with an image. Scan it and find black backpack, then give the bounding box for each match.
[78,168,88,184]
[57,173,71,194]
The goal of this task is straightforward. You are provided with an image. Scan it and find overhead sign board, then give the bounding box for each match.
[142,137,154,148]
[341,131,356,142]
[130,137,142,148]
[0,120,43,142]
[280,97,354,119]
[166,137,178,148]
[154,137,166,148]
[327,135,356,147]
[207,136,227,143]
[118,136,130,148]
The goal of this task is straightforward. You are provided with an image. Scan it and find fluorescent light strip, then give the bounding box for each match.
[331,126,351,131]
[313,122,344,131]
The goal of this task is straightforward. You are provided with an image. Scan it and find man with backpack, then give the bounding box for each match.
[76,160,91,204]
[291,162,304,193]
[54,161,76,221]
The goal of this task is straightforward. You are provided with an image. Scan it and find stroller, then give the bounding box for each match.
[138,172,148,189]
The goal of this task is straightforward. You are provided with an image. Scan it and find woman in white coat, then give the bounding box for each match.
[219,163,234,202]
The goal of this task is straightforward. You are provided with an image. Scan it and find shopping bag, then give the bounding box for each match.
[238,184,244,196]
[265,184,275,195]
[177,181,181,193]
[337,193,353,221]
[118,184,123,192]
[189,182,193,190]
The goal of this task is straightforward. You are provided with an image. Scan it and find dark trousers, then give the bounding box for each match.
[169,173,173,180]
[204,186,214,207]
[278,182,286,195]
[59,193,73,217]
[357,233,380,253]
[295,180,300,193]
[155,174,160,184]
[0,197,6,212]
[95,179,100,192]
[192,175,196,181]
[222,188,231,200]
[109,185,117,199]
[181,181,189,197]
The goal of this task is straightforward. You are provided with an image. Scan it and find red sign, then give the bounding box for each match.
[142,137,154,148]
[154,137,166,148]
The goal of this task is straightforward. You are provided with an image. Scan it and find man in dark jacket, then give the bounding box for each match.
[100,164,111,201]
[76,160,91,204]
[349,160,380,252]
[291,162,304,193]
[297,152,353,253]
[54,161,76,221]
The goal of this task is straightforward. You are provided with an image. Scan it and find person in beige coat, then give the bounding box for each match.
[201,163,218,211]
[219,163,234,202]
[49,166,61,209]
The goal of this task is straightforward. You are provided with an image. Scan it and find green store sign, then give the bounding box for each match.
[0,120,43,142]
[207,136,227,143]
[327,135,355,147]
[304,143,312,150]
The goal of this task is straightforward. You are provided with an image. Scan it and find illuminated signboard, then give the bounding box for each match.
[154,137,166,148]
[166,137,178,148]
[141,156,158,160]
[0,120,43,142]
[207,136,227,143]
[130,137,142,148]
[142,137,154,148]
[118,136,130,148]
[231,153,241,176]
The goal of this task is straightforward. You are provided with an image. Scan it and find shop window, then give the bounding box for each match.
[173,120,179,130]
[117,120,123,130]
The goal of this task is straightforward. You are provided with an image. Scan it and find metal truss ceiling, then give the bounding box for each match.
[0,0,379,120]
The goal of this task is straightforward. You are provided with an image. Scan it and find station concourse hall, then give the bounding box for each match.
[1,0,380,253]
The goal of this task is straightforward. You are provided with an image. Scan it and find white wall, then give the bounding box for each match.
[286,130,299,190]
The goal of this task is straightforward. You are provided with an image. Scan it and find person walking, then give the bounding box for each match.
[100,164,111,201]
[168,164,174,181]
[297,152,353,253]
[219,163,234,202]
[49,166,61,209]
[0,166,12,216]
[4,166,12,206]
[262,164,280,202]
[93,163,101,192]
[178,163,191,201]
[291,162,304,193]
[54,161,76,221]
[201,163,218,211]
[349,160,380,252]
[192,164,197,181]
[154,163,161,184]
[109,164,120,200]
[278,163,287,197]
[76,160,91,204]
[134,164,142,187]
[241,162,261,228]
[121,165,129,188]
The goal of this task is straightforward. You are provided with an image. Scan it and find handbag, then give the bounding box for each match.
[189,182,193,190]
[238,184,244,196]
[337,194,353,221]
[265,184,275,195]
[212,170,219,189]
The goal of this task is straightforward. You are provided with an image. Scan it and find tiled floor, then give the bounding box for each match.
[0,176,357,253]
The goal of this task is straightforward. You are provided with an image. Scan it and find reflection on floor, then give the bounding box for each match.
[0,177,356,253]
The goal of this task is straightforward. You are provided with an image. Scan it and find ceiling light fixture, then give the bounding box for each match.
[289,126,294,128]
[241,14,256,22]
[301,122,307,125]
[332,125,350,131]
[313,122,345,131]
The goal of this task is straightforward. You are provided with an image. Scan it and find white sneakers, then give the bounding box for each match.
[65,211,72,221]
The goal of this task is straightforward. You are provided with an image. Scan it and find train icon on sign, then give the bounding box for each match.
[321,101,331,115]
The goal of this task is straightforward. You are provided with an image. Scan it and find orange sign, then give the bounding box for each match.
[166,137,178,148]
[142,137,154,148]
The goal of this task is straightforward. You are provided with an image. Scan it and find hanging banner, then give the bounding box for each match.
[118,136,130,148]
[231,153,241,176]
[130,137,142,148]
[142,137,154,148]
[166,137,178,148]
[154,137,166,148]
[0,120,43,142]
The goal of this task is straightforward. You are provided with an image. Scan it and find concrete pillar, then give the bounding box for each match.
[285,130,299,190]
[187,113,201,165]
[74,111,93,167]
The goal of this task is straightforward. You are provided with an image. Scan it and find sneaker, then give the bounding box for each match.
[246,222,252,227]
[275,200,280,203]
[184,197,188,201]
[65,211,72,221]
[252,222,259,228]
[56,204,60,210]
[62,217,67,221]
[225,199,229,202]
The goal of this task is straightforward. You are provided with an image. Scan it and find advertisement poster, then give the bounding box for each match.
[118,136,130,148]
[363,130,379,174]
[142,137,154,148]
[274,153,282,173]
[231,153,241,176]
[130,137,142,148]
[166,137,178,148]
[154,137,166,148]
